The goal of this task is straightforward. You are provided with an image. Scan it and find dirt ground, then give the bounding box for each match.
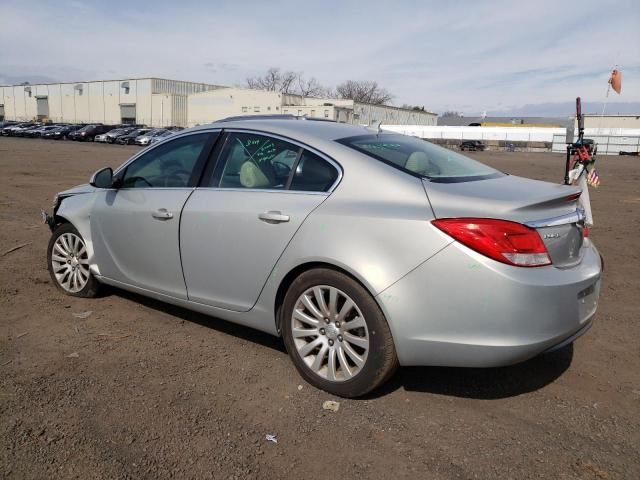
[1,137,639,479]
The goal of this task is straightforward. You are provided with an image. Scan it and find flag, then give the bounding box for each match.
[609,69,622,94]
[587,168,601,187]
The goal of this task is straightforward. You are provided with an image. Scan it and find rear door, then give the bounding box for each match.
[90,131,218,298]
[180,130,341,311]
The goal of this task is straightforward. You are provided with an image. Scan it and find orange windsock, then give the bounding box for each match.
[609,69,622,94]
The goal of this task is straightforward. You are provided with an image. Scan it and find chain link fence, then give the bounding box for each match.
[552,134,640,155]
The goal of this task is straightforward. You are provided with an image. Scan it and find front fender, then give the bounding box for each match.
[54,193,99,275]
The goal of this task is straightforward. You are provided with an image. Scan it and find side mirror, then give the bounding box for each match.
[90,167,114,188]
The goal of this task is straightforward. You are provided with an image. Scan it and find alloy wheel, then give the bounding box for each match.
[51,233,90,293]
[291,286,369,382]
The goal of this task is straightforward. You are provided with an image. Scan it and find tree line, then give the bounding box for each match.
[245,67,394,106]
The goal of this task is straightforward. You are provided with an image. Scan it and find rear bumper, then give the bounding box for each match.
[377,240,602,367]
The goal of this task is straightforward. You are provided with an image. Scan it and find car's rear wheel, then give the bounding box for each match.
[47,223,99,298]
[281,268,398,398]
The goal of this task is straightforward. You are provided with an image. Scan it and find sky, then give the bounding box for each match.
[1,0,639,115]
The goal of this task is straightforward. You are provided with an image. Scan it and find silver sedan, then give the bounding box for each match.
[44,117,602,397]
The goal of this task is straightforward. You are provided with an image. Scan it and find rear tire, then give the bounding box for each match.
[281,268,398,398]
[47,223,99,298]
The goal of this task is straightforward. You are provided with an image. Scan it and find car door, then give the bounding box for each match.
[180,130,341,311]
[90,131,218,299]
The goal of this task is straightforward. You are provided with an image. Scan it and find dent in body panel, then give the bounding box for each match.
[55,193,99,274]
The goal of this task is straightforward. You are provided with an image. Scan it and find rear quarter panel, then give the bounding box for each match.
[253,146,452,317]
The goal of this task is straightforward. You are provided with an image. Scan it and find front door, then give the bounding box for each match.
[180,131,340,311]
[90,131,215,299]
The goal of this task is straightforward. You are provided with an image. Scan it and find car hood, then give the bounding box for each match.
[58,183,96,197]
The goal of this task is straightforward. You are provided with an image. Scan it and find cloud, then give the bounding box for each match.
[1,0,638,114]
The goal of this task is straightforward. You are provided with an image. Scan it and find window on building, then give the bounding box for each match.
[242,106,248,113]
[310,110,316,116]
[324,110,329,118]
[267,106,271,111]
[254,106,260,113]
[283,109,288,113]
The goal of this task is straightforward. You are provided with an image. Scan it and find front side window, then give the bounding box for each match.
[337,134,502,182]
[121,133,210,188]
[211,132,300,189]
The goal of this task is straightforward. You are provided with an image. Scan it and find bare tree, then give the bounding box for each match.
[402,104,426,111]
[246,67,298,94]
[246,69,394,104]
[440,111,464,118]
[335,80,393,105]
[297,77,326,98]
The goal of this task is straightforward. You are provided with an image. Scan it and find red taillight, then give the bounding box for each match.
[583,225,588,237]
[565,192,582,202]
[432,218,552,267]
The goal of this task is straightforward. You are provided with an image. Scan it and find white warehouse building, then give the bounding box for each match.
[1,78,437,127]
[188,87,437,127]
[0,78,221,127]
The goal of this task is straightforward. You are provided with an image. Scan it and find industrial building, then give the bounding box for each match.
[575,114,640,130]
[0,78,222,127]
[187,87,436,126]
[1,78,437,127]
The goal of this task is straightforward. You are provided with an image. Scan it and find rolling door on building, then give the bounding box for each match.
[120,104,136,124]
[36,97,49,119]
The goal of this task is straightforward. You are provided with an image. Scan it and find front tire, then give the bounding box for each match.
[281,268,398,398]
[47,223,99,298]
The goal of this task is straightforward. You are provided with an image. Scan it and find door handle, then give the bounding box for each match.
[151,208,174,220]
[258,211,290,224]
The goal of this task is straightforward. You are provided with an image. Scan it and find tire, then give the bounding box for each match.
[281,268,398,398]
[47,223,99,298]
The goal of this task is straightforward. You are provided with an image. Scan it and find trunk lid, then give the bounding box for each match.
[424,175,585,268]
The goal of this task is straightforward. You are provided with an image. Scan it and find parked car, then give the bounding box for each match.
[134,128,168,146]
[69,124,114,142]
[94,133,109,143]
[104,127,138,143]
[1,122,33,136]
[148,129,175,145]
[14,123,46,137]
[43,118,602,398]
[114,128,152,145]
[24,125,64,138]
[460,140,486,151]
[41,124,83,140]
[0,121,18,129]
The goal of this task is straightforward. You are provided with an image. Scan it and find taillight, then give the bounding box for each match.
[432,218,552,267]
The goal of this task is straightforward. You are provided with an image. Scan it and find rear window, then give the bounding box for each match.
[337,134,502,182]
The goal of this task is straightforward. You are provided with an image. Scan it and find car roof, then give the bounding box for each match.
[192,118,373,143]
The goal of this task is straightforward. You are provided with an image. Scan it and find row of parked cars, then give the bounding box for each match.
[0,121,183,146]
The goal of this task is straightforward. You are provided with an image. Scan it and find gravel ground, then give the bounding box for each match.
[1,137,639,479]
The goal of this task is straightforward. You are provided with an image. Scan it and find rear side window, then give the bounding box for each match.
[209,132,339,192]
[290,150,339,192]
[337,134,502,182]
[211,132,300,189]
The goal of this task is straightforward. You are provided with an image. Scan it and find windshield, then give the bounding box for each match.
[337,134,502,182]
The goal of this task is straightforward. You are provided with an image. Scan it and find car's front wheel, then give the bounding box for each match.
[282,268,398,398]
[47,223,99,298]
